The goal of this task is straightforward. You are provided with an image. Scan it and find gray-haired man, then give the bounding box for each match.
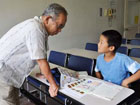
[0,3,67,105]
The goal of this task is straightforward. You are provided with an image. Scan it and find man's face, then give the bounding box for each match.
[45,13,67,36]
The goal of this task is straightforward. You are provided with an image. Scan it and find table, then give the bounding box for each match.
[61,48,100,59]
[49,63,63,69]
[131,57,140,63]
[28,65,134,105]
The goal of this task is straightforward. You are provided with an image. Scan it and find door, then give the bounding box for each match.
[124,0,140,39]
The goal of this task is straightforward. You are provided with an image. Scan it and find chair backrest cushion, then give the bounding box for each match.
[135,33,140,38]
[85,43,98,51]
[117,46,128,55]
[122,38,127,44]
[48,51,67,67]
[130,39,140,45]
[129,48,140,58]
[67,55,94,75]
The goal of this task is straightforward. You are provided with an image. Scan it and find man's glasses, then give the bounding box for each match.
[57,24,64,29]
[51,17,65,30]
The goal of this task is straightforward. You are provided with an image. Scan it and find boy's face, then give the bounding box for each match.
[98,35,114,53]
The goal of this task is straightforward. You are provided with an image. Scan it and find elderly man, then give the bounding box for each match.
[0,3,67,105]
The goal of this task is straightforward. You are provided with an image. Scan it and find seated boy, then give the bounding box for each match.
[95,30,140,88]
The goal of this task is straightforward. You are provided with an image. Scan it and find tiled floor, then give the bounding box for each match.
[20,97,35,105]
[20,81,62,105]
[20,95,62,105]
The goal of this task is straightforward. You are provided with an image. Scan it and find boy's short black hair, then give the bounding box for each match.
[102,30,122,52]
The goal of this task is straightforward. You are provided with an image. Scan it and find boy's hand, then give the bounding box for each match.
[121,79,129,88]
[49,83,59,97]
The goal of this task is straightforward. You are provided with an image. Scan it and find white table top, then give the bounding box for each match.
[30,65,134,105]
[131,57,140,63]
[61,48,100,59]
[122,44,140,49]
[49,63,63,69]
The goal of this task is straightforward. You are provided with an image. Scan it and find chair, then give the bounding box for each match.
[122,38,127,44]
[26,65,47,103]
[85,43,98,51]
[130,39,140,45]
[135,33,140,38]
[117,46,128,55]
[129,48,140,58]
[48,50,67,67]
[26,76,47,103]
[66,55,94,76]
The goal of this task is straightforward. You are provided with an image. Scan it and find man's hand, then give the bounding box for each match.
[49,83,59,97]
[36,59,59,97]
[121,79,129,88]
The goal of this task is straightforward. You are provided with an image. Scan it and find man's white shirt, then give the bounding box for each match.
[0,16,48,88]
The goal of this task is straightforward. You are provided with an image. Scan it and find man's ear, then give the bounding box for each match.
[109,46,115,52]
[43,16,52,24]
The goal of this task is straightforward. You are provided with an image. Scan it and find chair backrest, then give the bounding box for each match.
[129,48,140,58]
[130,39,140,45]
[48,51,67,67]
[117,46,128,55]
[66,55,94,76]
[85,43,98,51]
[122,38,127,44]
[135,33,140,38]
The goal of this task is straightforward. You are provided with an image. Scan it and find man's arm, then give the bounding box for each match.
[122,70,140,88]
[37,59,59,97]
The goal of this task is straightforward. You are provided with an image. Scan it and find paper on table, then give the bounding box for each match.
[62,88,86,99]
[65,78,123,101]
[91,82,123,101]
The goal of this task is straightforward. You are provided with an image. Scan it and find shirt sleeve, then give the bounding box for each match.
[25,28,47,60]
[124,56,140,74]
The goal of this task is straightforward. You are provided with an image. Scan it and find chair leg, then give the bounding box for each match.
[25,78,47,103]
[121,102,127,105]
[65,98,67,105]
[44,95,47,104]
[26,79,30,102]
[131,99,140,105]
[39,85,42,100]
[39,85,48,104]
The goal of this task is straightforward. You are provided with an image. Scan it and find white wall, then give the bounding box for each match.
[0,0,124,51]
[48,0,124,50]
[0,0,48,35]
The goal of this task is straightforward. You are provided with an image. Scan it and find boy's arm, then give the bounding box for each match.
[122,69,140,88]
[95,72,103,79]
[37,59,59,97]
